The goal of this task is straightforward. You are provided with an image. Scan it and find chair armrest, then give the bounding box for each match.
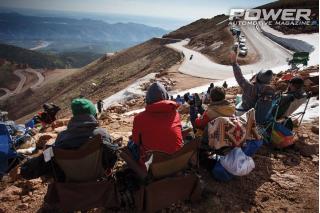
[119,148,148,180]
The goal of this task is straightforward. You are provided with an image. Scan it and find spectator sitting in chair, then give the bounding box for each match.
[195,87,235,130]
[130,82,183,168]
[276,76,307,119]
[21,98,118,181]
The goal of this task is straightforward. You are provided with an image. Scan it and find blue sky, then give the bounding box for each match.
[1,0,273,20]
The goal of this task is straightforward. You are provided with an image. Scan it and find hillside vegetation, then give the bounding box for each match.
[164,14,229,39]
[0,43,103,69]
[0,43,66,69]
[0,63,20,90]
[1,38,182,121]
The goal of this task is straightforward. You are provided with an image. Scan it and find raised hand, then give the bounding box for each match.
[229,51,238,64]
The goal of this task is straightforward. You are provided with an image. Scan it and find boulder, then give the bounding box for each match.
[16,203,29,210]
[54,126,67,134]
[294,137,319,157]
[22,179,43,191]
[107,104,128,114]
[311,125,319,135]
[0,186,22,202]
[37,133,57,149]
[126,99,137,107]
[53,119,69,129]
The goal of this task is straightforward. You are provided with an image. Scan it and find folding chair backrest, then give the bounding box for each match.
[53,135,105,182]
[0,123,11,175]
[149,140,198,179]
[283,96,307,117]
[255,86,276,125]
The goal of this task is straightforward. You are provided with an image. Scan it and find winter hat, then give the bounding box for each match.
[210,87,226,102]
[257,69,273,84]
[71,98,96,116]
[146,82,169,105]
[289,76,304,85]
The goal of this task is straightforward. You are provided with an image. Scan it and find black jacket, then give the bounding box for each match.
[21,115,117,181]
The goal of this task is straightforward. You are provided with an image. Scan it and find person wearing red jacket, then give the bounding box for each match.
[131,82,183,166]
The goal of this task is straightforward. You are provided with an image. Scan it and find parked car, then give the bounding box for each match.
[231,27,241,36]
[230,26,236,32]
[239,46,248,56]
[239,42,246,49]
[239,37,246,43]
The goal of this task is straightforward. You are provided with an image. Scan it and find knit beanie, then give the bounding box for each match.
[71,98,96,116]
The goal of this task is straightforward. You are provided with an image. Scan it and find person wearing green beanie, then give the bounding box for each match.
[52,98,118,176]
[20,98,119,181]
[71,98,97,117]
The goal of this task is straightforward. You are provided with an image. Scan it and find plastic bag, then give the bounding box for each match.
[220,147,255,176]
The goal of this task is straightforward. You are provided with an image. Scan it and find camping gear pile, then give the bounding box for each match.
[206,109,263,181]
[0,104,62,178]
[0,112,36,178]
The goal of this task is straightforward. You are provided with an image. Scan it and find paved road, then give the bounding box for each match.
[167,24,292,80]
[0,68,44,100]
[25,68,45,89]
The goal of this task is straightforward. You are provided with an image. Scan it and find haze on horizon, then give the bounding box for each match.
[1,0,273,29]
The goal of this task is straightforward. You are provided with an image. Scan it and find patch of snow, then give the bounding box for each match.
[260,24,319,66]
[294,97,319,123]
[101,73,156,110]
[124,108,145,116]
[210,41,223,51]
[194,46,205,51]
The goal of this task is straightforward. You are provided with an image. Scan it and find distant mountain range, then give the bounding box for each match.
[0,12,167,42]
[0,12,168,53]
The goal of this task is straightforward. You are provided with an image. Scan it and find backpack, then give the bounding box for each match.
[254,85,276,125]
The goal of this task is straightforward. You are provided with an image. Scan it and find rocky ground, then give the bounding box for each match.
[0,66,319,213]
[0,113,318,213]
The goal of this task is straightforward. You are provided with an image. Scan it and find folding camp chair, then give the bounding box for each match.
[288,52,310,69]
[257,93,311,148]
[44,135,120,212]
[0,122,20,177]
[120,140,201,213]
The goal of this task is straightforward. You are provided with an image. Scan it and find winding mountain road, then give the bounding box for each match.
[0,68,44,100]
[167,24,292,80]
